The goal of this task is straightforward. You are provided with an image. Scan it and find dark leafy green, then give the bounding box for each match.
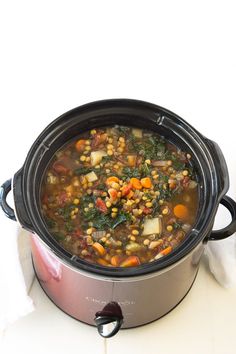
[111,212,131,229]
[101,155,112,164]
[65,221,74,232]
[122,167,140,179]
[86,210,131,230]
[58,205,76,220]
[130,135,167,160]
[139,163,151,177]
[74,166,93,175]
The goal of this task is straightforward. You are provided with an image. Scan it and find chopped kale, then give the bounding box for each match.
[80,195,95,206]
[74,167,93,175]
[92,214,113,230]
[83,208,99,221]
[116,126,130,136]
[101,155,112,164]
[157,184,173,201]
[111,212,131,229]
[122,167,141,179]
[89,211,131,230]
[130,135,168,160]
[139,163,151,177]
[58,205,76,220]
[65,221,74,232]
[151,199,160,217]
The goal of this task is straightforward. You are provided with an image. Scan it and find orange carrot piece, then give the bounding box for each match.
[75,139,86,152]
[97,258,109,266]
[173,204,188,219]
[92,242,106,256]
[120,256,141,267]
[110,255,122,267]
[141,177,152,189]
[108,188,118,201]
[121,182,133,196]
[106,176,120,185]
[130,178,142,190]
[127,190,134,199]
[160,246,172,256]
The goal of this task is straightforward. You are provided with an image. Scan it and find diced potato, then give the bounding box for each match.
[127,155,137,167]
[132,128,142,138]
[90,150,107,166]
[142,217,162,236]
[85,171,98,182]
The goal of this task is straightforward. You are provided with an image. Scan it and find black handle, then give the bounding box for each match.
[209,196,236,240]
[94,302,123,338]
[0,179,16,221]
[204,139,229,197]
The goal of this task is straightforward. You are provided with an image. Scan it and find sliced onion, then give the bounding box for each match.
[152,160,169,167]
[92,231,106,240]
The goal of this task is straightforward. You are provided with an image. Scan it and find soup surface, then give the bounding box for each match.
[41,126,198,267]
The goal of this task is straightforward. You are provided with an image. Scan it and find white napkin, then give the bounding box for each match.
[0,214,35,331]
[205,235,236,288]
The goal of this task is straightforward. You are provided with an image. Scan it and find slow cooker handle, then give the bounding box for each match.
[204,138,229,196]
[209,196,236,240]
[0,179,16,221]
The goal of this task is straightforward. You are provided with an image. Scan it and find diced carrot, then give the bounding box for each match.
[127,190,134,199]
[108,188,118,201]
[110,255,122,267]
[97,258,109,266]
[130,178,142,190]
[106,176,120,185]
[121,182,133,196]
[173,204,188,219]
[160,246,172,256]
[120,256,141,267]
[92,242,106,256]
[141,177,152,189]
[75,139,86,152]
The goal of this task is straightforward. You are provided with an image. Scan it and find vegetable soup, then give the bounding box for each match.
[41,126,198,267]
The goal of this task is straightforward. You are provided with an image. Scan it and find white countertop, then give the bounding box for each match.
[1,1,236,353]
[1,256,236,354]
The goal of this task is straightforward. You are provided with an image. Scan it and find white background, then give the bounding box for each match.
[0,1,236,354]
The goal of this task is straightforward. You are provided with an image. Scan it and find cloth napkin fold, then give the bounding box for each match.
[0,214,34,331]
[0,213,235,331]
[205,235,236,288]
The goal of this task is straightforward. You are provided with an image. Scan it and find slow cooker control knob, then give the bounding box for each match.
[94,301,123,338]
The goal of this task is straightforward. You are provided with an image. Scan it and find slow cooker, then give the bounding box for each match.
[1,99,236,338]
